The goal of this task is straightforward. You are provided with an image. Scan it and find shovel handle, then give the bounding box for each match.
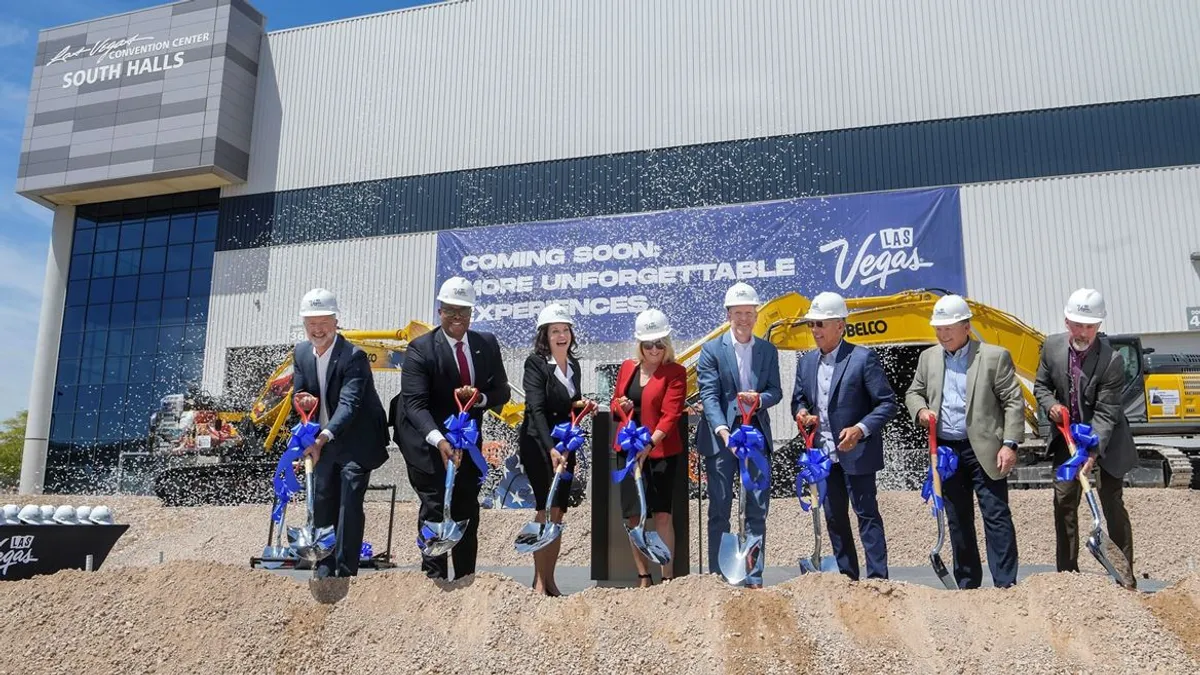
[304,455,314,475]
[927,413,943,497]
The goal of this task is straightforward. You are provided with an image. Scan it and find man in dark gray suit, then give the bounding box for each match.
[292,288,390,579]
[1034,288,1137,577]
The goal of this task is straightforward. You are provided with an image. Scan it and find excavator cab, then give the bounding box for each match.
[1107,335,1150,426]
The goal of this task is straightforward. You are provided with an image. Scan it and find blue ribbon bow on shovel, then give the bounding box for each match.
[1055,417,1099,482]
[271,403,321,525]
[551,401,596,480]
[921,444,959,515]
[611,403,651,483]
[729,398,770,493]
[442,390,490,486]
[794,424,832,512]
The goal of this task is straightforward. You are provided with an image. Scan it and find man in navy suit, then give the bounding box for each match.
[792,291,899,580]
[391,276,511,580]
[292,288,390,579]
[696,282,782,588]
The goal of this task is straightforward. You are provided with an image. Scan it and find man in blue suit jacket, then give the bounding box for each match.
[792,291,898,580]
[292,288,390,579]
[696,282,782,587]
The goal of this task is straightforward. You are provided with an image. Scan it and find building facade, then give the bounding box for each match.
[16,0,1200,493]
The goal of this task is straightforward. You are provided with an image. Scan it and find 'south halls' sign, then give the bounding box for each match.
[52,32,215,89]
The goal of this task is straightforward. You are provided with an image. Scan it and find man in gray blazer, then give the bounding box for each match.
[905,295,1025,588]
[1034,288,1137,577]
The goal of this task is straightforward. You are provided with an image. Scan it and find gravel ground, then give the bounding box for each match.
[2,488,1198,673]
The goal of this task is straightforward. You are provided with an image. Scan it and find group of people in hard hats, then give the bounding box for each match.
[290,278,1138,592]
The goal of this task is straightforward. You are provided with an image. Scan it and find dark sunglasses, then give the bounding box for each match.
[641,340,666,351]
[807,320,828,329]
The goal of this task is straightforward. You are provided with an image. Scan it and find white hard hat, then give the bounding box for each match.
[724,282,761,308]
[803,292,849,321]
[75,505,93,524]
[89,505,114,525]
[1064,288,1106,325]
[930,295,973,326]
[52,505,77,525]
[299,288,339,317]
[40,505,56,522]
[536,303,574,328]
[634,309,672,342]
[2,504,19,524]
[436,276,476,308]
[17,505,42,525]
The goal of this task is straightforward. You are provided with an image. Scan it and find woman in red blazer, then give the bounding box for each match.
[611,309,687,587]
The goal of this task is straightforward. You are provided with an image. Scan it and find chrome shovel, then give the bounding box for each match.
[799,482,839,574]
[420,460,469,557]
[287,455,336,564]
[261,497,291,569]
[926,418,956,591]
[626,462,671,565]
[1058,413,1136,589]
[514,465,566,554]
[796,424,837,574]
[718,466,763,585]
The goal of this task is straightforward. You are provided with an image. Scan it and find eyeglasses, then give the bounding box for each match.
[440,306,471,318]
[807,321,826,329]
[641,340,666,351]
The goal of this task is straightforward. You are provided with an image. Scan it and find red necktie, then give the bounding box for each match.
[455,341,472,387]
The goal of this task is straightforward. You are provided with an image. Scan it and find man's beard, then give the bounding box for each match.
[1070,336,1093,351]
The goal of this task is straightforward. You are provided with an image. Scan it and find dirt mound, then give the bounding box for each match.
[3,562,1198,674]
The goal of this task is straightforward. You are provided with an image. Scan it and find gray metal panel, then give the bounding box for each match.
[962,167,1200,335]
[202,231,438,396]
[225,0,1200,197]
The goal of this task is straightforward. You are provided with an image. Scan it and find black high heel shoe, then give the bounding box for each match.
[637,573,654,587]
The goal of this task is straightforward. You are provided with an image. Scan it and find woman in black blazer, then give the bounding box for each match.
[518,303,586,596]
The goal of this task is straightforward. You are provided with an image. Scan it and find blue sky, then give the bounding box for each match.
[0,0,438,422]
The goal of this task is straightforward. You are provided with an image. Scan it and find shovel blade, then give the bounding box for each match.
[718,532,762,584]
[627,525,671,565]
[800,555,839,575]
[420,518,469,557]
[930,552,957,591]
[1086,533,1136,589]
[514,521,563,554]
[261,545,293,570]
[288,525,336,563]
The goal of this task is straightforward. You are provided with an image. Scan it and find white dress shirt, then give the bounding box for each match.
[814,341,870,463]
[551,356,576,397]
[715,335,757,437]
[313,336,337,442]
[426,331,488,449]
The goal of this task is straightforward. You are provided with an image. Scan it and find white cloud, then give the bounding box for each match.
[0,21,30,49]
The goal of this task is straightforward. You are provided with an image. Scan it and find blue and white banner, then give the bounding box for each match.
[435,187,965,346]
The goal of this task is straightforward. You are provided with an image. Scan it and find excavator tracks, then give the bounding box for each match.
[1137,444,1196,489]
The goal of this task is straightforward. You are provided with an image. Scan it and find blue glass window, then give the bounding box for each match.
[62,306,86,332]
[132,328,158,355]
[73,414,98,441]
[116,250,140,276]
[84,304,110,330]
[101,384,126,411]
[169,213,195,244]
[56,359,80,386]
[141,246,166,274]
[195,211,217,241]
[166,244,192,271]
[190,268,212,295]
[55,386,77,412]
[70,255,90,280]
[128,356,154,383]
[159,326,185,351]
[138,273,163,300]
[78,358,104,385]
[93,227,119,253]
[144,216,170,247]
[192,241,215,269]
[91,252,116,277]
[107,329,131,356]
[66,280,89,307]
[50,414,73,442]
[109,302,136,328]
[81,331,107,359]
[135,300,161,326]
[87,277,113,304]
[58,332,83,360]
[164,271,190,299]
[119,221,144,249]
[73,230,95,255]
[112,277,138,303]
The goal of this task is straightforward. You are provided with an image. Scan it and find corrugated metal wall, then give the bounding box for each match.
[225,0,1200,197]
[202,231,438,393]
[961,166,1200,336]
[204,166,1200,438]
[217,96,1200,250]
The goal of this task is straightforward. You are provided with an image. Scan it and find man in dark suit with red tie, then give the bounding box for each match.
[391,276,510,580]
